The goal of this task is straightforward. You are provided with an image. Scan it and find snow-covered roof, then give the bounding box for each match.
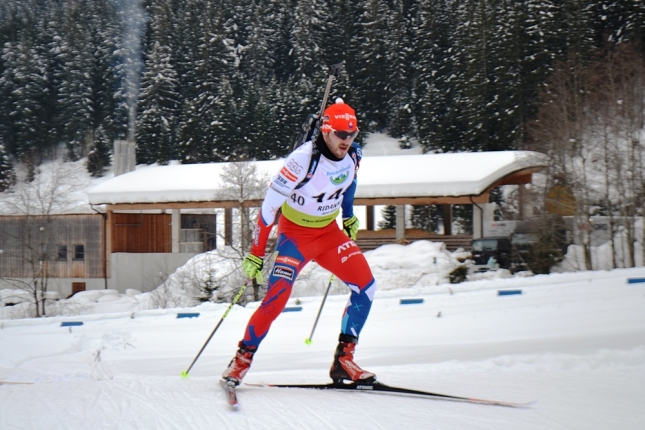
[87,151,547,207]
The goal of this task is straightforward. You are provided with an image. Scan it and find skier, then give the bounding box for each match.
[222,98,377,386]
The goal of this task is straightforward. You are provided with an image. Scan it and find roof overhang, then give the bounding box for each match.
[88,151,547,211]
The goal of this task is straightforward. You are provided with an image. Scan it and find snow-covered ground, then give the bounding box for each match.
[2,133,644,428]
[1,253,644,429]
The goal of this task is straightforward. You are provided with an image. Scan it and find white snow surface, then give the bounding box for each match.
[2,134,644,428]
[1,256,644,429]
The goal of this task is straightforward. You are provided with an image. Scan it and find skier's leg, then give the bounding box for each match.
[314,230,377,382]
[314,233,377,338]
[223,232,307,385]
[242,235,307,347]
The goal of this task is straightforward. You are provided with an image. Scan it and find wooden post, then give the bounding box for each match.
[171,209,180,253]
[105,210,113,286]
[224,208,233,246]
[366,206,375,231]
[395,205,405,240]
[473,204,482,239]
[442,204,452,236]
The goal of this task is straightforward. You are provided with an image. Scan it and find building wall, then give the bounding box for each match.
[0,277,108,300]
[0,253,197,297]
[111,213,172,253]
[1,213,207,298]
[0,214,104,278]
[109,252,196,293]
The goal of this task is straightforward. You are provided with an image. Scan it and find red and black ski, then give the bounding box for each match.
[246,380,533,408]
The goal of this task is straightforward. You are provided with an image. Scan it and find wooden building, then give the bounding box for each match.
[1,150,546,297]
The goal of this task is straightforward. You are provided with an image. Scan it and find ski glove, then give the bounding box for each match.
[343,215,359,241]
[242,254,264,284]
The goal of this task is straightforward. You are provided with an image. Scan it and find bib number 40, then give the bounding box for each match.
[290,188,345,206]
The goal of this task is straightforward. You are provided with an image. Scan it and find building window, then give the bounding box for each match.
[73,244,85,261]
[57,245,68,261]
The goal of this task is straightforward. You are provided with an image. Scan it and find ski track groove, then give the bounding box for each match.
[37,386,75,430]
[274,390,353,430]
[238,388,311,429]
[120,379,199,430]
[90,380,185,429]
[91,382,125,429]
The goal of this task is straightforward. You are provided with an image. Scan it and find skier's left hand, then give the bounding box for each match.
[343,215,359,241]
[242,253,264,284]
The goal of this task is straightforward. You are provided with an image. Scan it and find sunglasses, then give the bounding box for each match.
[333,130,358,140]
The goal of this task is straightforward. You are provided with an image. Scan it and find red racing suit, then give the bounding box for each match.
[240,137,377,348]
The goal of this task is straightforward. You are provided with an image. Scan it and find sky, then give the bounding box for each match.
[1,133,644,429]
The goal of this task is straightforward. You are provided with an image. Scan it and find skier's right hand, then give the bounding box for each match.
[242,253,264,284]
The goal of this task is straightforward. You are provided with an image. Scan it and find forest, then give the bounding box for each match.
[0,1,642,176]
[1,0,644,271]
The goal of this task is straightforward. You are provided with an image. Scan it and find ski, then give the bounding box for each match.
[219,379,240,410]
[246,380,533,408]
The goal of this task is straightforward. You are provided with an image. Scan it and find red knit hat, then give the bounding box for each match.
[321,98,358,132]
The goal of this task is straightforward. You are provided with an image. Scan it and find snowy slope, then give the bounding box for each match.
[1,134,644,428]
[1,267,644,429]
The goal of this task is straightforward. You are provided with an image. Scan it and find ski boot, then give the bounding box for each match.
[329,333,376,384]
[222,342,257,386]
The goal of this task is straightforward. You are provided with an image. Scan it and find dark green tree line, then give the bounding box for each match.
[0,0,643,184]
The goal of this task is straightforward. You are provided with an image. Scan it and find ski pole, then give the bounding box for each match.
[305,274,335,345]
[181,280,251,379]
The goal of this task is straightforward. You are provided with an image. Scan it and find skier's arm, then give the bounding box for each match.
[250,149,310,257]
[341,142,362,219]
[341,178,357,219]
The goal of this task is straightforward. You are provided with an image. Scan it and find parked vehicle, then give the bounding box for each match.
[509,232,539,273]
[471,236,513,272]
[472,215,569,274]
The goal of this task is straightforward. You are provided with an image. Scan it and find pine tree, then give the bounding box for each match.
[86,125,112,177]
[176,0,234,163]
[86,0,122,150]
[265,78,305,158]
[385,0,416,139]
[551,0,598,61]
[517,0,561,126]
[5,38,51,161]
[290,0,329,79]
[450,0,500,151]
[378,205,397,229]
[136,41,180,164]
[415,0,465,152]
[113,0,147,142]
[57,4,96,161]
[354,0,391,131]
[271,1,297,82]
[0,40,19,156]
[0,3,62,163]
[0,139,15,191]
[233,0,278,84]
[599,0,645,46]
[410,205,441,233]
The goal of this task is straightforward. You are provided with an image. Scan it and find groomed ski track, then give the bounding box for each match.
[1,268,644,429]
